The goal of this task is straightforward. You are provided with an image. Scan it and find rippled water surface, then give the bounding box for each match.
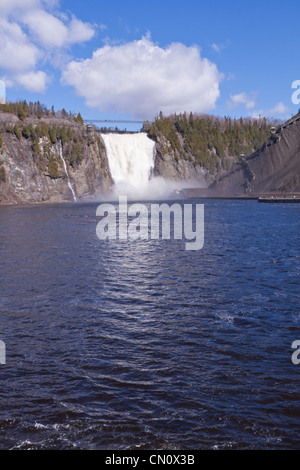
[0,199,299,449]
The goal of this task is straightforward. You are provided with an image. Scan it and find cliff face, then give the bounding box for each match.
[210,113,300,196]
[153,133,207,187]
[1,109,299,204]
[0,113,113,204]
[0,112,209,205]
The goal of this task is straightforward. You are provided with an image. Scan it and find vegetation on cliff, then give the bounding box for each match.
[0,101,108,179]
[0,99,109,203]
[0,99,290,203]
[0,100,84,124]
[209,111,300,195]
[144,112,275,175]
[0,100,113,204]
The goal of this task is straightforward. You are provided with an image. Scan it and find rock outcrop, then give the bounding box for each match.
[0,113,113,204]
[209,113,300,196]
[1,109,299,205]
[153,134,207,187]
[0,113,209,205]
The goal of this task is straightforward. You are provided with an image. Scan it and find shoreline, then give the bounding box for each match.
[2,193,300,207]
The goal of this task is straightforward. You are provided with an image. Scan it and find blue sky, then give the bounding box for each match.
[0,0,299,126]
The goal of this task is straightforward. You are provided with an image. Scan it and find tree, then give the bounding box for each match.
[32,136,40,156]
[22,125,31,139]
[61,108,68,119]
[0,166,6,182]
[76,112,84,125]
[58,126,68,144]
[49,127,57,144]
[17,103,26,121]
[36,101,43,119]
[48,158,59,178]
[13,124,22,140]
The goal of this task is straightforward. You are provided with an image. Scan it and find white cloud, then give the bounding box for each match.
[21,9,95,48]
[16,70,49,93]
[252,102,289,119]
[0,0,96,93]
[67,17,96,45]
[228,92,256,110]
[211,43,222,53]
[251,110,264,119]
[211,40,230,54]
[0,0,39,14]
[0,19,39,72]
[41,0,60,7]
[62,36,223,119]
[267,102,289,116]
[22,9,69,48]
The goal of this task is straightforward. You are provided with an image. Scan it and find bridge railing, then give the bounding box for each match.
[83,119,153,133]
[84,119,147,124]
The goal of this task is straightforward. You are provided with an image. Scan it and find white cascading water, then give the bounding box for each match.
[59,142,77,202]
[101,133,155,199]
[101,133,177,200]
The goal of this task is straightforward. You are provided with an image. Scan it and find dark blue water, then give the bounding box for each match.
[0,199,299,450]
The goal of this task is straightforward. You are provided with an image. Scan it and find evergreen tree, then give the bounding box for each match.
[76,112,84,125]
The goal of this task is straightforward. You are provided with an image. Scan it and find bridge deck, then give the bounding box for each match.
[84,119,149,124]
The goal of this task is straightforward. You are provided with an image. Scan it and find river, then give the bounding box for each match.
[0,198,299,449]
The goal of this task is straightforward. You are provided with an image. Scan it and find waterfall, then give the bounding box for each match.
[101,133,156,199]
[101,132,194,200]
[59,142,77,202]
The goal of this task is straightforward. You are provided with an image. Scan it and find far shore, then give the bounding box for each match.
[1,191,300,207]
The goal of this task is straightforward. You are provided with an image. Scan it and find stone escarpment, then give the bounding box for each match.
[1,108,299,205]
[209,113,300,196]
[0,113,113,204]
[153,133,207,188]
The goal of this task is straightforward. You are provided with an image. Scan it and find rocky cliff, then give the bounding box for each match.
[0,111,209,205]
[1,107,299,204]
[146,112,274,190]
[209,112,300,196]
[0,112,113,204]
[153,133,207,187]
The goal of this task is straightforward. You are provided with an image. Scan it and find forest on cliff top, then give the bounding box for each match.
[144,112,278,174]
[0,100,279,180]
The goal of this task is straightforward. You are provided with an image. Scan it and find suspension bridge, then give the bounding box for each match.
[83,119,153,133]
[84,119,147,125]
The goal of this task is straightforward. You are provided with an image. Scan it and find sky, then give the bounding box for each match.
[0,0,299,127]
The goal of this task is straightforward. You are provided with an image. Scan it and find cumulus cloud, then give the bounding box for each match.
[0,0,96,92]
[252,102,289,119]
[228,92,256,110]
[62,36,223,119]
[21,9,95,48]
[67,17,96,45]
[22,9,70,48]
[16,70,49,93]
[267,102,289,116]
[0,0,39,14]
[0,19,39,73]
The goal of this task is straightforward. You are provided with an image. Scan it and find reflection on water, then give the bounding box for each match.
[0,199,299,449]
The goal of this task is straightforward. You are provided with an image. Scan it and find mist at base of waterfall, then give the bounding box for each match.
[100,132,204,202]
[104,176,198,202]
